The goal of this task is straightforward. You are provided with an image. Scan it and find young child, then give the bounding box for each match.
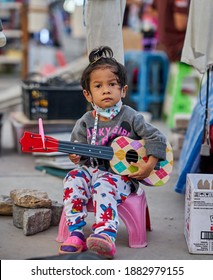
[59,46,167,258]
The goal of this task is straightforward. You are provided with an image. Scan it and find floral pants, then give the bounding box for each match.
[63,166,133,240]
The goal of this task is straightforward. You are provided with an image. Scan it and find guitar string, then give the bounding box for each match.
[31,144,148,162]
[29,135,153,163]
[31,137,113,159]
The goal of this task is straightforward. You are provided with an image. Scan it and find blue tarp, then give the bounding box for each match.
[174,77,213,194]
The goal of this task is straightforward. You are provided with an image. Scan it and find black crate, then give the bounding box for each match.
[22,81,87,120]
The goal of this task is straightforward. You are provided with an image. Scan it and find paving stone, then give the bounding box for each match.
[10,188,52,208]
[23,208,52,236]
[0,195,13,215]
[50,201,63,226]
[13,204,28,228]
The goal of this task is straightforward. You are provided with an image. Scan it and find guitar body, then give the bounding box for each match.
[20,132,173,186]
[110,136,173,186]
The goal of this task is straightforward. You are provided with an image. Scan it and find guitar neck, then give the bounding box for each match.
[58,140,113,160]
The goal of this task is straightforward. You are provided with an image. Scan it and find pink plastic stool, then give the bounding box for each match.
[56,192,151,248]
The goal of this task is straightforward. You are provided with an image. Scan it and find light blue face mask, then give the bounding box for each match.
[92,100,123,120]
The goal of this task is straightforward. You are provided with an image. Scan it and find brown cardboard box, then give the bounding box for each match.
[185,174,213,254]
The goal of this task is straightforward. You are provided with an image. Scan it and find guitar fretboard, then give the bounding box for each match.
[58,140,114,160]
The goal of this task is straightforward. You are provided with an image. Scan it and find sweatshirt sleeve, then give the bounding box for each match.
[133,113,167,160]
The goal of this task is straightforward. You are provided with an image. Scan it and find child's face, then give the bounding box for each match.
[83,67,128,109]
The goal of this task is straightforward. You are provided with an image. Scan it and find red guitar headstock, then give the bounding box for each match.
[19,131,59,153]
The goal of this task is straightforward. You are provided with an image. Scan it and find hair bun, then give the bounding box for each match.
[89,46,114,64]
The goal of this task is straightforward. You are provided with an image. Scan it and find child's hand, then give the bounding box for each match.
[128,155,158,181]
[68,154,81,164]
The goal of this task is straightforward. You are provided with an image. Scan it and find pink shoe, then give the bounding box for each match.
[86,234,116,259]
[59,233,87,255]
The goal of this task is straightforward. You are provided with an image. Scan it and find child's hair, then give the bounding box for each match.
[81,46,127,92]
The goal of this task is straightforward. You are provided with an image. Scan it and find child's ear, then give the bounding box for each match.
[121,85,128,98]
[83,90,92,103]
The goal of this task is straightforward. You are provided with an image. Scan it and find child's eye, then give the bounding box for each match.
[95,84,101,88]
[110,82,116,86]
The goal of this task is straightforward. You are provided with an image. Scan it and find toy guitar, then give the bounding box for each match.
[20,131,173,186]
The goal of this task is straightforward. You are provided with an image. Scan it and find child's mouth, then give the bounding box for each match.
[102,98,112,101]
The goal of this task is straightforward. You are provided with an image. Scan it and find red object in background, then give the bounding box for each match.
[55,50,67,67]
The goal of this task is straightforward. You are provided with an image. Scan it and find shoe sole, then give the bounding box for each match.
[86,236,115,259]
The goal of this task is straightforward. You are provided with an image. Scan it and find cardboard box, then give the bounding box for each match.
[185,174,213,254]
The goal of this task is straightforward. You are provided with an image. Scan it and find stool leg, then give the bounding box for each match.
[56,211,69,243]
[118,193,150,248]
[146,206,151,231]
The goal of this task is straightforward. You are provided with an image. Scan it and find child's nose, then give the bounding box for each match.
[103,85,110,94]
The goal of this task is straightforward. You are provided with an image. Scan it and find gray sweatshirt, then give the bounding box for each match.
[70,105,167,167]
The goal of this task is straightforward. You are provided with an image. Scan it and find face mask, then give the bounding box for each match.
[92,100,123,120]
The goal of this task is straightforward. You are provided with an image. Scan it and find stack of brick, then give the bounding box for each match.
[0,188,63,236]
